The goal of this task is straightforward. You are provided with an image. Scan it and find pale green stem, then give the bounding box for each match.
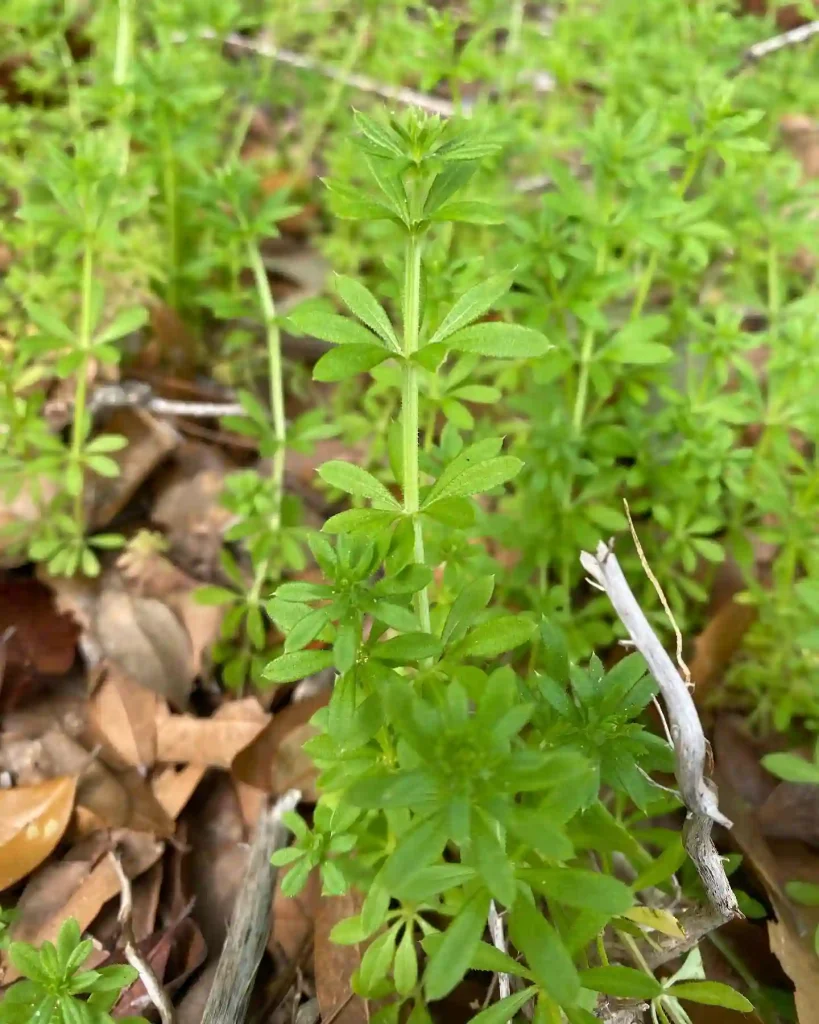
[248,242,286,601]
[571,325,595,434]
[113,0,133,173]
[631,150,704,321]
[70,243,95,527]
[402,233,431,633]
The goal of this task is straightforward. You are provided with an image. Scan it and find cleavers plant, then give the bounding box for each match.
[265,111,751,1023]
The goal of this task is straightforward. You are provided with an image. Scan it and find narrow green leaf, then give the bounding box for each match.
[372,632,443,663]
[508,897,580,1006]
[96,306,148,345]
[428,276,510,346]
[262,649,334,684]
[424,889,491,1001]
[469,988,537,1024]
[446,322,551,358]
[579,966,662,999]
[458,616,536,659]
[382,813,449,891]
[667,981,753,1012]
[288,308,385,347]
[318,461,400,508]
[524,868,633,915]
[323,508,401,534]
[335,275,398,349]
[424,456,523,504]
[761,753,819,785]
[442,576,495,646]
[313,343,390,381]
[25,301,75,344]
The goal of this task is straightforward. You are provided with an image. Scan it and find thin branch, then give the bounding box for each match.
[744,19,819,64]
[488,901,511,1002]
[579,543,739,925]
[176,29,467,118]
[200,789,301,1024]
[89,381,244,418]
[110,849,176,1024]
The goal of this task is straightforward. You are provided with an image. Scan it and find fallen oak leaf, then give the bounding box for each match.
[0,775,77,891]
[768,916,819,1024]
[155,697,270,769]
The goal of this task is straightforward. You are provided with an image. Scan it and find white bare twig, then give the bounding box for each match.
[179,29,468,118]
[579,543,739,924]
[200,789,301,1024]
[488,902,511,1003]
[110,849,176,1024]
[89,382,244,419]
[745,19,819,63]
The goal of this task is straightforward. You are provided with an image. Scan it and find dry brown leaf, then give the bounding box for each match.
[314,891,370,1024]
[87,664,158,770]
[0,576,79,708]
[270,867,320,967]
[185,775,248,951]
[690,600,756,705]
[3,829,164,982]
[88,409,178,529]
[29,727,175,838]
[0,776,77,891]
[768,917,819,1024]
[95,583,192,708]
[11,833,110,943]
[151,763,206,820]
[47,568,195,708]
[150,443,234,578]
[232,692,328,792]
[118,539,224,676]
[156,697,269,768]
[276,722,320,802]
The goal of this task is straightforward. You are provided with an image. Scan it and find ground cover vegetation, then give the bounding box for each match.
[0,1,817,1023]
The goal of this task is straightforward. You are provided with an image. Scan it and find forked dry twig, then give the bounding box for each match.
[744,19,819,64]
[488,901,511,1002]
[110,849,176,1024]
[579,542,739,925]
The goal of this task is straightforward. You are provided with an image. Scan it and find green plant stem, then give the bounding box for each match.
[69,243,95,528]
[248,243,286,597]
[402,232,431,633]
[572,325,595,434]
[113,0,133,173]
[630,150,704,321]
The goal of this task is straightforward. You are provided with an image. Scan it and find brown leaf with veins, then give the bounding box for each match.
[0,776,77,891]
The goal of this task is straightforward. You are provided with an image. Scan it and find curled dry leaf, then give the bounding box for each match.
[87,664,158,770]
[155,697,269,769]
[150,442,234,579]
[0,775,77,891]
[88,408,178,529]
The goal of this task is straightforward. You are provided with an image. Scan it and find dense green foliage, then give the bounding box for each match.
[0,1,817,1020]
